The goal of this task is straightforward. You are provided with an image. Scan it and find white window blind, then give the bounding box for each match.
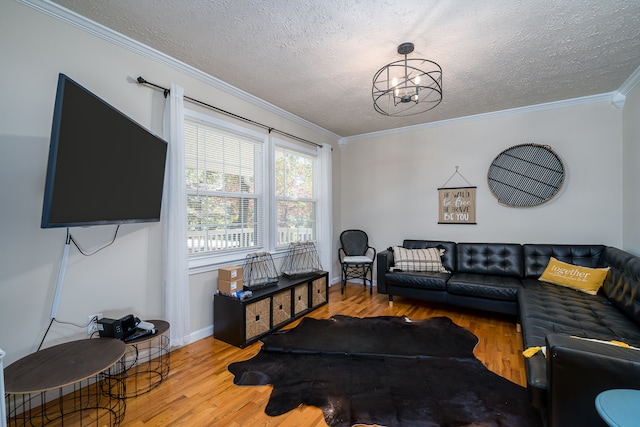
[185,119,263,256]
[275,144,317,248]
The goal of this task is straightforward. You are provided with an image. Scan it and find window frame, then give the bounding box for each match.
[184,110,320,274]
[273,138,319,251]
[185,109,270,272]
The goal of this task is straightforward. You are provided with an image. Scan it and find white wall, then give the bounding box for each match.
[623,83,640,255]
[0,1,338,365]
[340,101,624,256]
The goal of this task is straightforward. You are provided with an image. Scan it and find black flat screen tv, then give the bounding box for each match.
[41,74,168,228]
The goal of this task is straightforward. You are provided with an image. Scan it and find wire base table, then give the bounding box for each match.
[4,339,126,427]
[122,320,170,397]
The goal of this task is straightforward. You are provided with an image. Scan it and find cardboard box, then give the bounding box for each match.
[219,266,242,282]
[218,279,244,294]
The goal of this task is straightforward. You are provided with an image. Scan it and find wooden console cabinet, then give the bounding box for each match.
[214,271,328,347]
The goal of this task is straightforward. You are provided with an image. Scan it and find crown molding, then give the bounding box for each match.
[16,0,341,143]
[341,65,640,145]
[342,92,615,145]
[611,91,626,109]
[610,64,640,110]
[617,64,640,96]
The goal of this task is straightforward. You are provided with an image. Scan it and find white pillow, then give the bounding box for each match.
[343,255,373,263]
[393,246,448,273]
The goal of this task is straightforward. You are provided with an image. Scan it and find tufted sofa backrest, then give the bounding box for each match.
[456,243,523,277]
[602,246,640,324]
[522,244,606,278]
[402,240,457,273]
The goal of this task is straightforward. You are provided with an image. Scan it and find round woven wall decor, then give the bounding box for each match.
[487,143,565,207]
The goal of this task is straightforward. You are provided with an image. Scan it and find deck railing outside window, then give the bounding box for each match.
[187,227,314,254]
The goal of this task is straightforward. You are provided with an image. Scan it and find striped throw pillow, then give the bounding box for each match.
[393,246,448,273]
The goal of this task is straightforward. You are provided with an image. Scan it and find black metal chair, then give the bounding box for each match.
[338,229,376,294]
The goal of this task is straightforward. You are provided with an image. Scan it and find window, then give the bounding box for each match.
[275,144,317,248]
[183,110,321,270]
[184,117,264,257]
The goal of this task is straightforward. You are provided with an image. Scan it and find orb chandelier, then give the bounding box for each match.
[372,43,443,116]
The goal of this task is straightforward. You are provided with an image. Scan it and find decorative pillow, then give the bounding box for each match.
[392,246,449,273]
[538,257,609,295]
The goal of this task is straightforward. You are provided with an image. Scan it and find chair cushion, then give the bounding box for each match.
[392,246,448,273]
[343,256,373,263]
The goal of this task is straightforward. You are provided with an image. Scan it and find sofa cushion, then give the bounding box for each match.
[519,281,640,348]
[603,246,640,323]
[518,279,640,408]
[538,257,609,295]
[392,246,448,273]
[384,271,449,291]
[456,243,523,277]
[447,273,524,301]
[523,244,605,278]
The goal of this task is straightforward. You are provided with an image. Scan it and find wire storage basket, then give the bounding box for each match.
[242,252,279,289]
[280,241,323,278]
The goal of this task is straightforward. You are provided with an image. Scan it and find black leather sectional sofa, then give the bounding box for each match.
[377,240,640,427]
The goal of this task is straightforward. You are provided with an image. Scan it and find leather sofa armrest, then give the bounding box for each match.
[376,249,393,294]
[546,333,640,427]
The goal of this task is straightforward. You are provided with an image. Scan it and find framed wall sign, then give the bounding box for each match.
[438,186,477,224]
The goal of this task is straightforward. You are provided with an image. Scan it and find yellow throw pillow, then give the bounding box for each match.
[538,257,609,295]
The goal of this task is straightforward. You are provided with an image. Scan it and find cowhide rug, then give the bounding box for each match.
[228,315,541,427]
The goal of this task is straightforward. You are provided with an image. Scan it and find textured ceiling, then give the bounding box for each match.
[52,0,640,137]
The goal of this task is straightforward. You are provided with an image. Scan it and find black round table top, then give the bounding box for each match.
[4,338,125,394]
[124,319,170,344]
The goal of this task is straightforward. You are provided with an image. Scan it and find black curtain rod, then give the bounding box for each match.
[136,76,322,149]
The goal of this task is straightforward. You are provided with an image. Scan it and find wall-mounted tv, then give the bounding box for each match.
[41,74,168,228]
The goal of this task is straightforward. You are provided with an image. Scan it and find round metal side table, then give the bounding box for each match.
[4,338,126,426]
[122,319,170,397]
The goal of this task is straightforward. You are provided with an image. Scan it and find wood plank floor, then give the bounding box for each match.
[124,283,526,426]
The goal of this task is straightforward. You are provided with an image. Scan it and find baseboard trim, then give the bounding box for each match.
[187,325,214,346]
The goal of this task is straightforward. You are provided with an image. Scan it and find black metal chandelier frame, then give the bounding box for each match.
[372,43,443,117]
